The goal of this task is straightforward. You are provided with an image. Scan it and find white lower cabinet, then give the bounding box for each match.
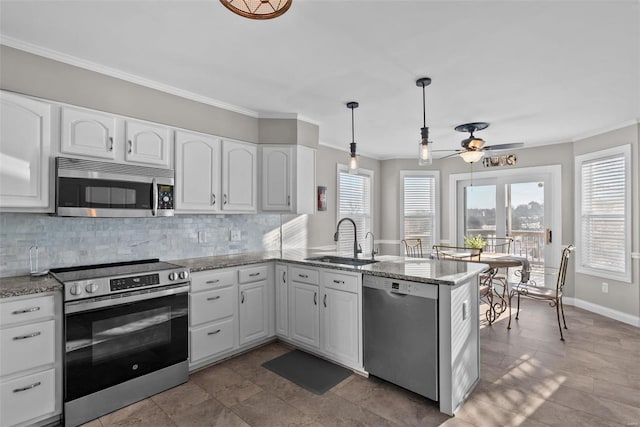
[285,265,362,370]
[274,263,288,338]
[0,293,61,427]
[239,280,268,345]
[190,318,236,363]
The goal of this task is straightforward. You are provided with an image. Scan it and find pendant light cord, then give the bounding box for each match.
[351,106,355,143]
[422,83,426,128]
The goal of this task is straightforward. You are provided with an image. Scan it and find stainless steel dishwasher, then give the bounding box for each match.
[363,275,438,401]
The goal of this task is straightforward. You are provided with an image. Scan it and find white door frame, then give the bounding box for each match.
[449,165,563,274]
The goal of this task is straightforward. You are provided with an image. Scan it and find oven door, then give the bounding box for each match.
[64,286,188,402]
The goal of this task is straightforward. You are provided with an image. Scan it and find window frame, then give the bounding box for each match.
[399,170,440,254]
[574,144,631,283]
[336,164,374,255]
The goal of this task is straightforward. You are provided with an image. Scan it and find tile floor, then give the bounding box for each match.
[83,299,640,427]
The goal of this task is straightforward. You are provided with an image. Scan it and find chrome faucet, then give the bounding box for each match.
[334,217,362,259]
[365,232,378,260]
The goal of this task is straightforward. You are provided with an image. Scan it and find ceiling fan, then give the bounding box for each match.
[435,122,524,163]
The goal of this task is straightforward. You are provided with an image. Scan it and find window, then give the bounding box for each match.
[337,165,373,256]
[400,171,439,252]
[575,145,631,282]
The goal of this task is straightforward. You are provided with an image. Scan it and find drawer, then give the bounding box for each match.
[0,295,55,326]
[289,266,320,285]
[323,271,359,293]
[0,320,55,376]
[190,318,235,363]
[189,285,236,326]
[191,269,236,293]
[0,368,56,427]
[238,265,269,284]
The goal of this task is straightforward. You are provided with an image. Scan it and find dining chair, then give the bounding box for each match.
[508,244,575,340]
[401,238,423,257]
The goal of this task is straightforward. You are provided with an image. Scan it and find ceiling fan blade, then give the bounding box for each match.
[437,152,462,159]
[483,142,524,151]
[431,149,460,152]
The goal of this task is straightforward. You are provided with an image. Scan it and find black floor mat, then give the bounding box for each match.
[262,349,352,395]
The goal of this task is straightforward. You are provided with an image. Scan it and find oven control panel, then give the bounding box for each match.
[111,274,160,291]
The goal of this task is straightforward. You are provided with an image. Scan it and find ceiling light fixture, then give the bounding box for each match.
[220,0,292,20]
[459,150,485,163]
[346,101,359,174]
[416,77,432,166]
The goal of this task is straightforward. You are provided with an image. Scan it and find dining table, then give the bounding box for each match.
[437,250,528,325]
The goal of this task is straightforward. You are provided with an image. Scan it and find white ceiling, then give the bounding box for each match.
[1,0,638,159]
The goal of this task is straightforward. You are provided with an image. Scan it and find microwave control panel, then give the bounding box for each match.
[158,185,174,210]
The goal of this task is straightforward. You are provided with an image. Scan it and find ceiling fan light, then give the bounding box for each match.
[460,150,485,163]
[467,137,484,150]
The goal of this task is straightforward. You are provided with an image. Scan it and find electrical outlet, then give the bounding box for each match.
[602,282,608,293]
[230,229,242,241]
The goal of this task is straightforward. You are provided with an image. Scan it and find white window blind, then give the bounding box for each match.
[401,172,439,251]
[337,169,372,256]
[576,146,630,282]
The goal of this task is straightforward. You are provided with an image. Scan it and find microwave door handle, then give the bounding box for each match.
[152,177,158,216]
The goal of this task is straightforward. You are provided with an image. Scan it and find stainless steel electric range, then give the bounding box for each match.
[51,259,190,427]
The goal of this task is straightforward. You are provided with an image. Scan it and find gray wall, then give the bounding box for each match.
[307,145,381,251]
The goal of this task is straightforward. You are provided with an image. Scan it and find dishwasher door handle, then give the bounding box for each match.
[388,290,408,297]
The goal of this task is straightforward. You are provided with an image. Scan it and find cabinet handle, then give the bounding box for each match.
[333,279,345,284]
[12,307,40,315]
[313,292,317,305]
[128,139,133,153]
[299,274,308,279]
[287,195,291,206]
[282,271,286,283]
[224,194,228,205]
[249,272,260,277]
[13,331,41,340]
[323,294,327,307]
[241,291,245,303]
[207,329,221,336]
[108,136,114,151]
[13,382,41,393]
[211,193,216,206]
[207,296,221,301]
[206,279,220,284]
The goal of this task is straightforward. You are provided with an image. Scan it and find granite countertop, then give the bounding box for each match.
[0,274,63,299]
[1,250,487,299]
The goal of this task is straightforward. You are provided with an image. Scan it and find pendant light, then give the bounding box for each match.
[346,101,359,174]
[219,0,292,20]
[416,77,432,166]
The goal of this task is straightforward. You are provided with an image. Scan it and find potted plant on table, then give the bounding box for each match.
[464,235,487,251]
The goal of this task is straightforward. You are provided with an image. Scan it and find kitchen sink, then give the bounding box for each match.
[304,255,379,266]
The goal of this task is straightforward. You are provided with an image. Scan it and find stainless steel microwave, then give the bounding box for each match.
[55,157,175,217]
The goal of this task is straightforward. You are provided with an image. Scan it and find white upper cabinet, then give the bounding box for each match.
[261,145,316,214]
[175,130,221,212]
[60,106,116,160]
[124,119,171,167]
[222,139,257,212]
[0,91,52,209]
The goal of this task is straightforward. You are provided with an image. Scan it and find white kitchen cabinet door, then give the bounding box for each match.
[60,106,117,160]
[124,119,171,168]
[0,368,56,427]
[0,91,52,209]
[222,140,257,212]
[322,287,359,365]
[289,281,320,348]
[262,146,291,211]
[175,130,220,212]
[239,281,268,345]
[275,264,289,338]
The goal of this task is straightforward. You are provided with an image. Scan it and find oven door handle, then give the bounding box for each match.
[65,284,189,314]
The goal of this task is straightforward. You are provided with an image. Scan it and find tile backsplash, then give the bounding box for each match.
[0,213,282,277]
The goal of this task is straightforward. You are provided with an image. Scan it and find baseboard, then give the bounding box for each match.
[563,297,640,327]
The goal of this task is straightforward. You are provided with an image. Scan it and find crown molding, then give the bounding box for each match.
[571,119,640,142]
[0,36,263,118]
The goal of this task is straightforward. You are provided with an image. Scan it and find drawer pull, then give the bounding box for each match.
[207,296,221,301]
[13,381,41,393]
[13,331,41,340]
[206,279,220,284]
[12,307,41,315]
[299,274,308,278]
[207,329,221,336]
[333,279,345,284]
[249,272,261,277]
